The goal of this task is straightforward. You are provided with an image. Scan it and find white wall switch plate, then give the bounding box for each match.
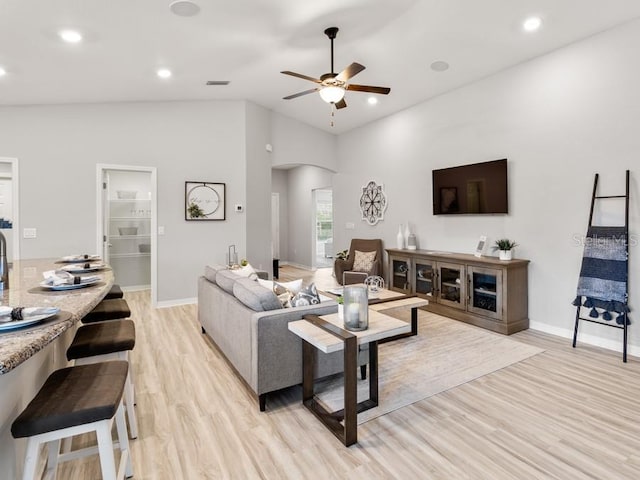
[23,228,37,239]
[346,222,355,230]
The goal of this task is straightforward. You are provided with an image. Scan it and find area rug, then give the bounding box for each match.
[313,311,544,424]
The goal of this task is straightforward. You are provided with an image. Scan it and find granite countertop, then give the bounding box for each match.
[0,258,114,374]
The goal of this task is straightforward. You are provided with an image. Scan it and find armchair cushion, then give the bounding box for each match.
[352,250,377,272]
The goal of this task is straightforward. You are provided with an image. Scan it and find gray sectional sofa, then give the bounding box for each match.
[197,266,368,411]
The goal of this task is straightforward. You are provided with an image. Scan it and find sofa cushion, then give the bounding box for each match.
[233,278,282,312]
[204,265,226,283]
[215,269,239,294]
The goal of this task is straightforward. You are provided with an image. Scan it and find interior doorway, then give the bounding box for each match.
[96,164,157,306]
[0,157,19,262]
[313,188,333,268]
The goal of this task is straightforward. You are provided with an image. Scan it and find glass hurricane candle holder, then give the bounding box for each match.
[343,285,368,331]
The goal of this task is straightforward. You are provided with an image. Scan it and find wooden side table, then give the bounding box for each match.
[288,298,426,446]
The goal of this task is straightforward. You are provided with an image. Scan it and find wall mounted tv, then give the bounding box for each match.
[432,159,508,215]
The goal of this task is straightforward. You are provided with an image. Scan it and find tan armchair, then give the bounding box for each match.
[334,238,384,285]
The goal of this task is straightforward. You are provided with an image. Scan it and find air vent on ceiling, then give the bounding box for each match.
[206,81,230,86]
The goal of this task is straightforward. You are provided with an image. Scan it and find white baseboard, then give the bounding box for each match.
[156,297,197,309]
[121,285,150,292]
[281,261,315,271]
[530,320,639,358]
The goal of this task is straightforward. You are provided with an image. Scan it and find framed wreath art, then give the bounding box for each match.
[185,181,226,221]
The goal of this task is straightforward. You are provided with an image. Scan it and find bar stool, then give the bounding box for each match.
[105,284,124,300]
[82,298,131,324]
[11,361,133,480]
[66,320,138,439]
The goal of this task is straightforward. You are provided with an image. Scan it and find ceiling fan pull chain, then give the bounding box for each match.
[330,104,336,127]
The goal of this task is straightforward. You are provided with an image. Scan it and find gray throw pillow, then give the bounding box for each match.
[233,278,282,312]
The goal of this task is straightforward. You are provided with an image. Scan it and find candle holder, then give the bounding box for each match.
[343,285,368,331]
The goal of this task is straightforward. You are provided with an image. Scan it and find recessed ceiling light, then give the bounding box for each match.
[0,67,6,77]
[523,16,542,32]
[430,61,449,72]
[169,1,201,17]
[157,69,172,79]
[367,97,378,105]
[59,29,83,43]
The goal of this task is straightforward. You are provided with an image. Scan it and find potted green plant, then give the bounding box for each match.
[335,249,348,261]
[493,239,518,261]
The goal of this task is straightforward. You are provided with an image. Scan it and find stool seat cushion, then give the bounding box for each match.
[104,284,124,300]
[67,320,135,360]
[82,298,131,323]
[11,361,128,438]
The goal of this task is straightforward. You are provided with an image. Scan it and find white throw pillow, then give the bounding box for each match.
[257,278,303,295]
[231,263,257,280]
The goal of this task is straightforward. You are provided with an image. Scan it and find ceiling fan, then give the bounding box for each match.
[281,27,390,110]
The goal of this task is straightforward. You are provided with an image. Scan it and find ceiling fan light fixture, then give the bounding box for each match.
[319,85,345,104]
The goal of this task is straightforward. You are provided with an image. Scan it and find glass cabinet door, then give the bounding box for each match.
[414,260,435,297]
[390,256,411,293]
[437,262,466,310]
[467,266,503,320]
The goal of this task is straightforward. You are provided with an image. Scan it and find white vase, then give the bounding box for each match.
[338,304,344,319]
[396,224,405,249]
[499,250,513,261]
[404,224,411,249]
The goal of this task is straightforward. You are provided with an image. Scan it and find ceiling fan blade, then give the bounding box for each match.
[336,62,365,82]
[335,98,347,109]
[282,88,319,100]
[280,71,322,83]
[347,84,391,95]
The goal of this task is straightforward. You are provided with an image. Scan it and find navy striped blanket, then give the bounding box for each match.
[572,226,630,325]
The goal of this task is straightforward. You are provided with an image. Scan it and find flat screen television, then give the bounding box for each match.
[432,159,508,215]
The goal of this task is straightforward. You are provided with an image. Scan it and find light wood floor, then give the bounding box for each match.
[58,265,640,479]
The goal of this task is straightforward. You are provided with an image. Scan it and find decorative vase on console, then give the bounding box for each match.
[404,223,411,248]
[396,224,405,249]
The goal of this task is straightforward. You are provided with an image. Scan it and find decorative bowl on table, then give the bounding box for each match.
[118,227,138,236]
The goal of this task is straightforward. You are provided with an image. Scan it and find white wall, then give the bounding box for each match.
[271,169,289,261]
[271,112,338,171]
[286,165,333,268]
[245,102,272,272]
[336,19,640,354]
[0,100,247,303]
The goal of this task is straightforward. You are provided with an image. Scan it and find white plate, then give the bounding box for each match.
[60,255,101,263]
[39,278,101,291]
[61,263,106,273]
[0,310,60,331]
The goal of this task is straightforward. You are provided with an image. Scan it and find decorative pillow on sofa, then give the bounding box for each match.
[290,283,321,307]
[232,278,282,312]
[352,250,377,272]
[230,263,258,280]
[257,278,303,295]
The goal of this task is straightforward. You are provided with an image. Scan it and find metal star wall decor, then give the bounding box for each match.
[359,180,387,225]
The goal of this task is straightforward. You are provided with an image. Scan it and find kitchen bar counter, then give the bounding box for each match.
[0,258,114,480]
[0,258,113,374]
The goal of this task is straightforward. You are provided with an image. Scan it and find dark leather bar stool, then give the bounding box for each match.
[105,284,124,300]
[82,298,131,324]
[66,320,138,439]
[11,361,133,480]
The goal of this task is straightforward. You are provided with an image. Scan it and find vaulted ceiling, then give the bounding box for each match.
[1,1,639,133]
